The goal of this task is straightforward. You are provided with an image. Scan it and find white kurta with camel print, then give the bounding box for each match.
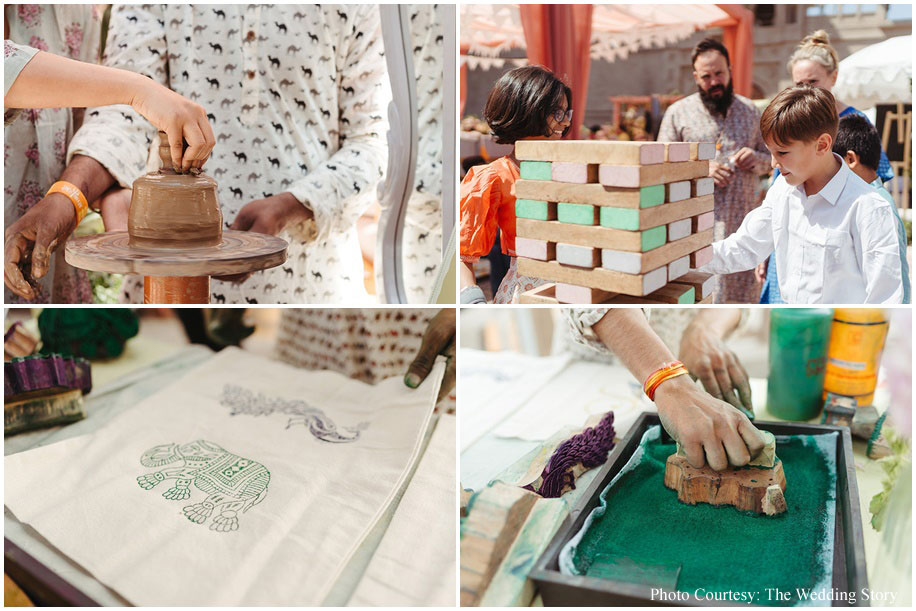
[67,4,389,304]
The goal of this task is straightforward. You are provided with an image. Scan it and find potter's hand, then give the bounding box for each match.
[215,193,312,284]
[405,309,456,403]
[709,161,733,188]
[4,193,77,299]
[678,316,753,416]
[129,78,215,173]
[654,374,766,471]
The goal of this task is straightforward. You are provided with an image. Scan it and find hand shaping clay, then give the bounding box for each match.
[128,132,223,248]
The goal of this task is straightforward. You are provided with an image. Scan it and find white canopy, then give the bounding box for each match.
[461,4,729,69]
[834,35,912,108]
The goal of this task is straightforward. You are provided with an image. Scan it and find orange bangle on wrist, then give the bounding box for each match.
[644,361,688,401]
[47,181,89,224]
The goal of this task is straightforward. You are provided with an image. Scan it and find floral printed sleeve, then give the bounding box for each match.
[4,40,39,124]
[285,5,389,244]
[65,5,166,187]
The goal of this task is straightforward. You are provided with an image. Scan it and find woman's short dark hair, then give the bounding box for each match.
[483,66,572,144]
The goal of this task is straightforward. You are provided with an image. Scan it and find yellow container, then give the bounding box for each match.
[823,309,889,405]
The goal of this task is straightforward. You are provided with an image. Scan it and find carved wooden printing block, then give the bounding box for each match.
[665,430,787,515]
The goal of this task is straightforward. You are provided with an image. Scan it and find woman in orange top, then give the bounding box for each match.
[460,66,573,303]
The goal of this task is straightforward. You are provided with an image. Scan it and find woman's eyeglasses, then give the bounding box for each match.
[552,108,573,123]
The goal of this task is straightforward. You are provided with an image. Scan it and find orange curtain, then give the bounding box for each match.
[519,4,593,139]
[711,4,754,97]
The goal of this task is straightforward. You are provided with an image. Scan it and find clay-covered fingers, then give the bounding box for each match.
[181,115,215,172]
[702,438,730,472]
[3,232,35,299]
[738,418,767,461]
[680,440,706,470]
[30,223,61,280]
[164,125,186,173]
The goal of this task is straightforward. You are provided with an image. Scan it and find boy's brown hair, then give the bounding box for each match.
[760,86,838,147]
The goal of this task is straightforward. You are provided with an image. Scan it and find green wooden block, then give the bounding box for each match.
[641,226,667,251]
[676,286,696,304]
[520,161,552,181]
[516,199,553,221]
[557,203,597,225]
[599,207,640,230]
[640,185,666,208]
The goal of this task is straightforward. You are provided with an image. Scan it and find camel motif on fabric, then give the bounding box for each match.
[136,440,269,532]
[219,384,368,443]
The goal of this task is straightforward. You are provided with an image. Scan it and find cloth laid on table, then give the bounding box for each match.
[348,414,456,607]
[559,425,838,606]
[4,347,444,606]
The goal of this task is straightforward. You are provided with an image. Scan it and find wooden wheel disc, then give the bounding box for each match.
[65,230,287,277]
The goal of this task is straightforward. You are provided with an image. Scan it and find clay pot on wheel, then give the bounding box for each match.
[128,131,222,248]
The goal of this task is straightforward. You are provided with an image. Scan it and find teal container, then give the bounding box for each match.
[767,309,833,420]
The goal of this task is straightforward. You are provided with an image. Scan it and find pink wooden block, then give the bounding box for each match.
[552,162,598,184]
[690,245,713,268]
[665,142,690,162]
[639,143,666,165]
[555,283,611,304]
[693,211,714,233]
[598,165,640,187]
[515,237,555,261]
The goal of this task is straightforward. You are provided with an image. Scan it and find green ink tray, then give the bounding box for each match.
[529,412,869,607]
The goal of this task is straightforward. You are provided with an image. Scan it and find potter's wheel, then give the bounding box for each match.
[65,230,287,277]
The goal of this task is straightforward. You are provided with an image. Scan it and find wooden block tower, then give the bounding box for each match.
[514,140,717,304]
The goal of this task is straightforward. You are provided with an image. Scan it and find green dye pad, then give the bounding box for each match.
[639,185,666,208]
[520,161,552,181]
[557,203,597,225]
[516,199,553,221]
[560,425,837,607]
[599,207,640,230]
[641,226,666,251]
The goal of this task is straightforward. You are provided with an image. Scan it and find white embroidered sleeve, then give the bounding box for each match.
[562,308,612,354]
[65,5,165,187]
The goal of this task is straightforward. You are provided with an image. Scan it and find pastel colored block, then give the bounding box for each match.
[666,181,691,203]
[515,237,555,261]
[693,211,715,233]
[690,142,716,161]
[515,199,555,221]
[692,177,714,197]
[551,162,598,184]
[641,226,667,251]
[516,258,669,297]
[517,219,712,259]
[598,160,709,188]
[647,283,695,304]
[557,203,598,226]
[556,243,599,268]
[665,142,690,162]
[691,245,713,268]
[519,161,552,181]
[601,249,643,274]
[668,255,690,281]
[515,140,665,165]
[518,283,558,304]
[515,180,665,209]
[671,271,715,299]
[667,218,692,241]
[555,283,614,304]
[598,194,714,231]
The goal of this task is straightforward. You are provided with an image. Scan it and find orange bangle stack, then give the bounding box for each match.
[644,361,689,401]
[47,180,89,225]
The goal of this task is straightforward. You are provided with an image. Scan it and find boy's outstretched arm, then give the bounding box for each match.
[857,202,906,304]
[700,195,775,275]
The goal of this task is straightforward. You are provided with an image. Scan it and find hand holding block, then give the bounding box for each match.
[676,430,776,467]
[516,140,665,165]
[664,454,787,514]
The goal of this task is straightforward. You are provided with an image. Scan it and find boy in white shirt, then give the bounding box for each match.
[701,86,904,303]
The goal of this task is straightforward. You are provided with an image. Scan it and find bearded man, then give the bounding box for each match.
[658,38,771,304]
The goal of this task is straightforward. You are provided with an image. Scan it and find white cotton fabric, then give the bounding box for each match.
[348,414,456,607]
[4,347,444,606]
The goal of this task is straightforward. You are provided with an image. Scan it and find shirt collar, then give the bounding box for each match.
[794,153,849,206]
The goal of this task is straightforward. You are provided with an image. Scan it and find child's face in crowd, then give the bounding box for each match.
[791,60,838,92]
[765,133,833,188]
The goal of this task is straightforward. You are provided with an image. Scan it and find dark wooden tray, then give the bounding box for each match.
[529,411,868,607]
